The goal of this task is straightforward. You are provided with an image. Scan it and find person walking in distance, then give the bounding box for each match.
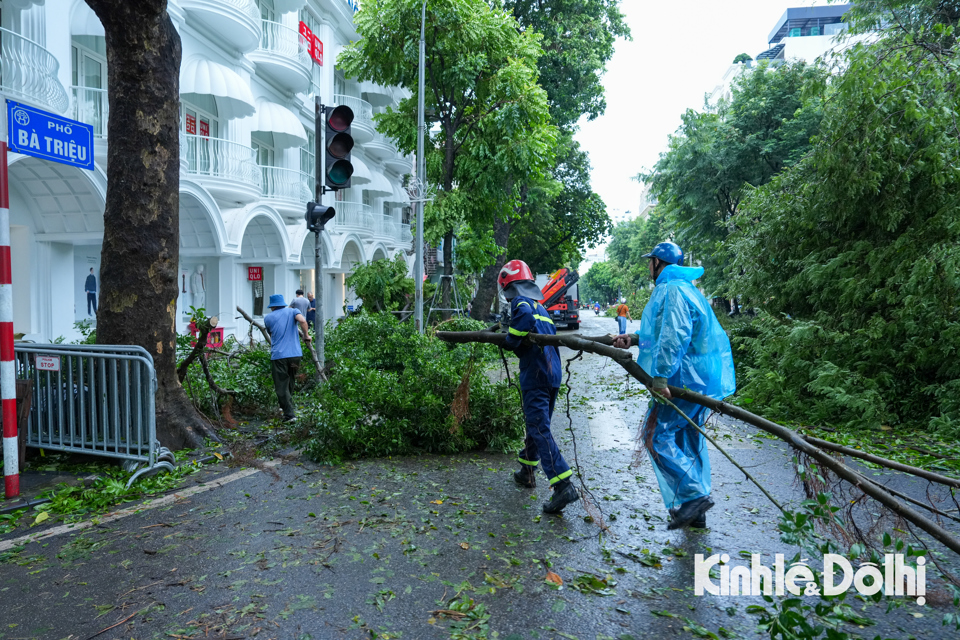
[500,259,579,514]
[84,268,98,316]
[615,297,632,334]
[290,289,310,317]
[613,242,735,529]
[306,292,317,328]
[263,294,311,422]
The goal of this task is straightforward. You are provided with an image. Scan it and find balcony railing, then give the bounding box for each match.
[400,223,413,244]
[71,86,108,138]
[261,166,311,204]
[374,215,399,239]
[258,20,310,67]
[1,28,69,114]
[180,133,262,190]
[332,94,373,122]
[330,201,373,234]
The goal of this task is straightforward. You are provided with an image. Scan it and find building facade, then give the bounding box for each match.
[1,0,414,342]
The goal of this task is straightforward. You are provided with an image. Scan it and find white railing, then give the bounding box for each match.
[401,223,413,244]
[1,28,69,113]
[180,134,262,190]
[258,20,310,67]
[261,166,311,203]
[374,215,399,239]
[332,94,373,123]
[71,86,108,138]
[330,201,373,233]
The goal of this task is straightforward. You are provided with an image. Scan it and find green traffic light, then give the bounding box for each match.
[327,159,354,185]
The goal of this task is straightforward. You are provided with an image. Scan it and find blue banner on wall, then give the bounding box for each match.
[7,100,95,171]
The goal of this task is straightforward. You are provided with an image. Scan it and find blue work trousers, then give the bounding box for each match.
[645,401,712,509]
[517,387,572,485]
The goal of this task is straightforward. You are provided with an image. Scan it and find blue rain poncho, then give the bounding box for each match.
[634,264,736,509]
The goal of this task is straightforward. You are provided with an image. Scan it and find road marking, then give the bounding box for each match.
[0,461,279,552]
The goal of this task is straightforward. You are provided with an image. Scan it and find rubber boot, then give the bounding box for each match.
[667,496,714,530]
[513,465,536,488]
[542,479,580,514]
[669,507,706,529]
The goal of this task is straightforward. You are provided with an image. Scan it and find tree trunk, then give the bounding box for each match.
[441,230,454,319]
[86,0,216,449]
[471,215,511,321]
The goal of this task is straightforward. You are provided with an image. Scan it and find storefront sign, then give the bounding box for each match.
[299,21,323,66]
[36,355,61,372]
[248,266,262,281]
[198,119,209,137]
[185,113,196,134]
[7,100,95,171]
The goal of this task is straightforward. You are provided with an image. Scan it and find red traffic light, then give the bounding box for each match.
[326,105,354,132]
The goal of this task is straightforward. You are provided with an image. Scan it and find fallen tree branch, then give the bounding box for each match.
[177,316,214,383]
[237,306,271,346]
[199,354,235,397]
[436,330,960,556]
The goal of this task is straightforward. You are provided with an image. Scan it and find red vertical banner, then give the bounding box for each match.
[313,36,323,66]
[198,119,210,138]
[185,113,196,135]
[299,21,315,61]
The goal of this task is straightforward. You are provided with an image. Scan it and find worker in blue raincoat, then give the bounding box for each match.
[613,242,736,529]
[498,259,580,515]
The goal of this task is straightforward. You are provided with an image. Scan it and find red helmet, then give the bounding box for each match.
[498,259,543,300]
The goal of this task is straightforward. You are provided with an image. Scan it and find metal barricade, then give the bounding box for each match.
[13,343,175,486]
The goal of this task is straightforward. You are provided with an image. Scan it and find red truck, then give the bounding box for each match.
[539,267,580,331]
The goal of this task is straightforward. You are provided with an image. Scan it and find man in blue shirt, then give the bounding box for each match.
[263,294,311,422]
[84,268,98,316]
[499,259,579,515]
[613,242,736,529]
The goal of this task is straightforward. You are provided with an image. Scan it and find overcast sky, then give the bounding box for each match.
[574,0,833,215]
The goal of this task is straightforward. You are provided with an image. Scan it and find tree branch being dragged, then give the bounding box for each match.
[436,330,960,557]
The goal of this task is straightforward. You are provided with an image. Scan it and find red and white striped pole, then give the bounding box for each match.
[0,98,18,499]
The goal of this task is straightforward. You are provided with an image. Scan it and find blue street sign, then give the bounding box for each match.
[7,100,94,171]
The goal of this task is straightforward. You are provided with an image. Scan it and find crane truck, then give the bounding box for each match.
[539,267,580,331]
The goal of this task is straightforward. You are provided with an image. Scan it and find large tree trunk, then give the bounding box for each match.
[470,215,511,321]
[441,230,454,319]
[86,0,216,449]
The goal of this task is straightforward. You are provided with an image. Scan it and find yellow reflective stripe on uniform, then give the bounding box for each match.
[533,314,554,324]
[549,470,573,485]
[518,457,539,466]
[508,327,529,337]
[516,301,531,307]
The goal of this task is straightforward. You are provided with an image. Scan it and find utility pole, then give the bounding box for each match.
[313,96,325,366]
[413,0,427,333]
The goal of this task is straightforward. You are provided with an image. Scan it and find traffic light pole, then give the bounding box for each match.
[413,0,427,333]
[313,96,325,367]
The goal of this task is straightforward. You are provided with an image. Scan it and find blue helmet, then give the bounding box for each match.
[641,241,684,266]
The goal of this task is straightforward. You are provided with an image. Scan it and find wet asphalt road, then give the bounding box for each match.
[0,311,955,640]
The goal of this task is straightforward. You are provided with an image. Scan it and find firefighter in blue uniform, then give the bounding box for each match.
[499,259,580,514]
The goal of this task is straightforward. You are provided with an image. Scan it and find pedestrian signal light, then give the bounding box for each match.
[324,105,354,189]
[305,202,335,232]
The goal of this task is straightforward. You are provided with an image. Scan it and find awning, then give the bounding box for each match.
[364,171,393,198]
[7,0,45,8]
[71,3,104,37]
[253,99,307,149]
[181,59,256,120]
[361,81,394,107]
[350,155,372,186]
[385,181,410,206]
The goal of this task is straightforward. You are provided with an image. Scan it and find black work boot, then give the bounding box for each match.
[667,496,714,530]
[542,479,580,514]
[513,465,537,488]
[669,507,707,529]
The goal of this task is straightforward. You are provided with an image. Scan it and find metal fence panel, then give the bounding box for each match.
[13,343,174,486]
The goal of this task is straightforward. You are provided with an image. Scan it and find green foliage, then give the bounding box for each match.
[179,336,277,417]
[727,11,960,431]
[345,254,417,313]
[73,320,96,344]
[297,314,523,463]
[644,60,825,293]
[580,260,620,304]
[733,52,753,64]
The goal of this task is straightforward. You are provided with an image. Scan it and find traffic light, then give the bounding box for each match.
[305,202,335,232]
[324,105,354,190]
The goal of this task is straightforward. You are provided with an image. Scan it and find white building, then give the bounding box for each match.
[1,0,414,342]
[708,4,853,107]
